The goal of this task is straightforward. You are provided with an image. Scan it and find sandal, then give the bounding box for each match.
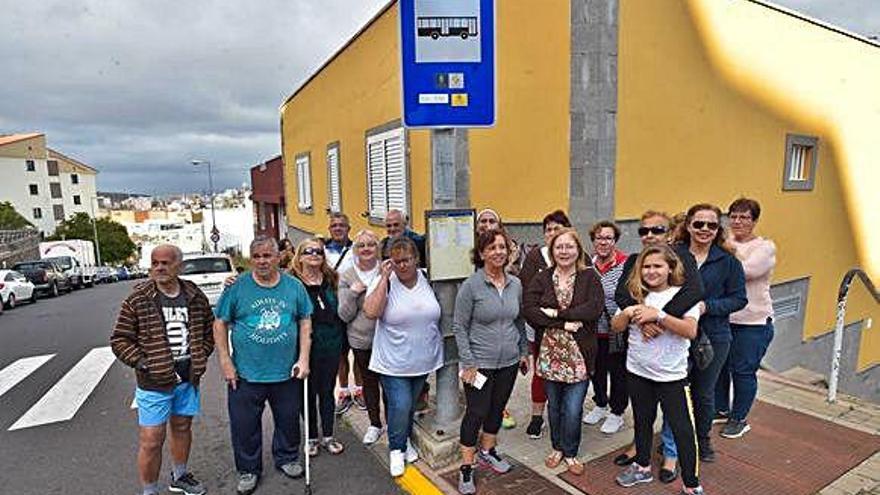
[545,450,563,469]
[322,437,345,455]
[564,457,585,475]
[307,439,320,457]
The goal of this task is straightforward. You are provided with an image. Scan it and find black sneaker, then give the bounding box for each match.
[720,419,751,439]
[712,410,729,424]
[525,416,544,439]
[169,472,206,495]
[698,438,716,463]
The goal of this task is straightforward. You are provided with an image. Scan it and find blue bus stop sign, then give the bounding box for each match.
[399,0,496,128]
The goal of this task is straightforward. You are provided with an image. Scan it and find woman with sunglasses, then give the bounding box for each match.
[338,229,385,445]
[519,209,572,440]
[291,238,346,457]
[523,228,604,475]
[364,236,443,478]
[612,210,704,484]
[677,203,746,462]
[714,197,776,439]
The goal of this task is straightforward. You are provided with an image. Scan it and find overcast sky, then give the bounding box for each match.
[1,1,877,195]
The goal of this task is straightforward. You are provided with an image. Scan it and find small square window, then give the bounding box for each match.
[29,184,39,195]
[73,195,82,205]
[33,208,42,219]
[783,134,818,191]
[71,173,79,184]
[25,160,35,172]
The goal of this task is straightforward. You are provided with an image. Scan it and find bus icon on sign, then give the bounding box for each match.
[417,16,478,40]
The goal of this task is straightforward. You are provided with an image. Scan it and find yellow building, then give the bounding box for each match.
[280,0,879,398]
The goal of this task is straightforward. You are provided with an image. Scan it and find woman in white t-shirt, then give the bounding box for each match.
[611,245,704,495]
[363,237,443,478]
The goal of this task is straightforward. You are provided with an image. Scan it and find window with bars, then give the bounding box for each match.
[295,152,313,212]
[326,143,342,214]
[783,134,818,191]
[365,125,407,221]
[33,208,42,219]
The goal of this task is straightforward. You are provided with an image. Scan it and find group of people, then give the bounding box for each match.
[111,197,776,495]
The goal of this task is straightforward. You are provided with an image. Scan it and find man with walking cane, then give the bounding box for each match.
[214,236,313,495]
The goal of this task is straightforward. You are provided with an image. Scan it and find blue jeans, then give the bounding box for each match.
[715,321,774,420]
[379,374,428,452]
[690,340,731,440]
[543,380,589,458]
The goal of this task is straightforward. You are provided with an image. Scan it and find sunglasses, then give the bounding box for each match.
[302,247,325,256]
[691,221,719,231]
[638,226,668,236]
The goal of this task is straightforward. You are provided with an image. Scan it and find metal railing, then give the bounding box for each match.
[828,268,879,403]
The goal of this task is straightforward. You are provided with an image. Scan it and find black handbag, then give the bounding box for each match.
[690,330,715,371]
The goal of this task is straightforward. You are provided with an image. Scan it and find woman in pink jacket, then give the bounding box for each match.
[714,197,776,439]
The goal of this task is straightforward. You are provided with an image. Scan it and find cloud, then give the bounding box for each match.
[0,0,389,193]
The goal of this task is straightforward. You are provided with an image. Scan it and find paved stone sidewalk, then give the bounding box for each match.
[340,369,880,494]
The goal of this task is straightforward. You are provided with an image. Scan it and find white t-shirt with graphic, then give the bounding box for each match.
[622,286,701,382]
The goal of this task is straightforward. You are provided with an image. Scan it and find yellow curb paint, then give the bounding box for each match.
[395,465,444,495]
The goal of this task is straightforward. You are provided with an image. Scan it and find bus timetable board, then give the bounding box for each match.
[399,0,496,128]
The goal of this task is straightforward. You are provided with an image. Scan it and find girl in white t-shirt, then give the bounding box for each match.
[611,245,704,495]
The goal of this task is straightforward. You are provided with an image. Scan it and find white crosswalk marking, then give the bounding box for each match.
[0,354,55,399]
[9,347,116,431]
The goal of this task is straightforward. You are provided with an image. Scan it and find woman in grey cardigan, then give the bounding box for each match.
[453,228,529,494]
[338,229,384,445]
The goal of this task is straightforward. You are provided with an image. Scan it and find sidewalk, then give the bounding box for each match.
[341,369,880,495]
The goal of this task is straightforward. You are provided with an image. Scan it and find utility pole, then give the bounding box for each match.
[90,196,102,266]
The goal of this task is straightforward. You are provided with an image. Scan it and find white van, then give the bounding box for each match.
[178,253,237,306]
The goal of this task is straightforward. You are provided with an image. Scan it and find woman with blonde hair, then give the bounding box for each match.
[338,229,386,445]
[522,228,604,475]
[291,238,346,456]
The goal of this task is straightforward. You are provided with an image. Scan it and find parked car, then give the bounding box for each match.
[11,260,73,297]
[95,266,118,284]
[179,253,236,306]
[115,266,131,281]
[0,270,37,309]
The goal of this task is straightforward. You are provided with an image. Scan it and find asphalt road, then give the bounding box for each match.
[0,280,403,495]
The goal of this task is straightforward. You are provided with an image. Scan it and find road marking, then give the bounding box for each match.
[0,354,55,399]
[9,347,116,431]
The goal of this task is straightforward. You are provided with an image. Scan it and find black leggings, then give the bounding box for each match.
[352,348,383,428]
[591,338,628,415]
[628,372,700,489]
[459,364,519,448]
[305,352,341,439]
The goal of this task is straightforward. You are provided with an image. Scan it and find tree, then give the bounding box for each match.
[0,201,34,230]
[49,213,136,265]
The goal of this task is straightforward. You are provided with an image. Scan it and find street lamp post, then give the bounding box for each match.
[89,196,103,266]
[192,159,218,252]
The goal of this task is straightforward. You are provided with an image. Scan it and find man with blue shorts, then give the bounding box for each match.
[214,236,313,495]
[112,244,215,495]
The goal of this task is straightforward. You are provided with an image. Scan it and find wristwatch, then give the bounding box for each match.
[656,310,668,325]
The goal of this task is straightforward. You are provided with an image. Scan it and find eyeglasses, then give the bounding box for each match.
[691,221,719,231]
[392,257,414,267]
[729,214,753,222]
[302,247,325,256]
[594,236,616,243]
[355,241,378,248]
[638,226,668,236]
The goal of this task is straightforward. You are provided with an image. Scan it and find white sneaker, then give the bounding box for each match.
[600,413,625,434]
[363,425,384,445]
[390,450,406,477]
[405,439,420,463]
[582,406,609,425]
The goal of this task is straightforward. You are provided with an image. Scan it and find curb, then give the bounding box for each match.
[395,465,445,495]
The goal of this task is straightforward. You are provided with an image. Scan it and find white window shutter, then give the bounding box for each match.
[366,127,406,220]
[296,154,312,210]
[384,129,407,214]
[367,137,387,218]
[327,146,342,213]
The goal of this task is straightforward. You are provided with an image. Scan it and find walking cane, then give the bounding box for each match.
[303,373,312,494]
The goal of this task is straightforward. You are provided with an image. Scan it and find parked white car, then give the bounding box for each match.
[178,253,236,306]
[0,270,37,309]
